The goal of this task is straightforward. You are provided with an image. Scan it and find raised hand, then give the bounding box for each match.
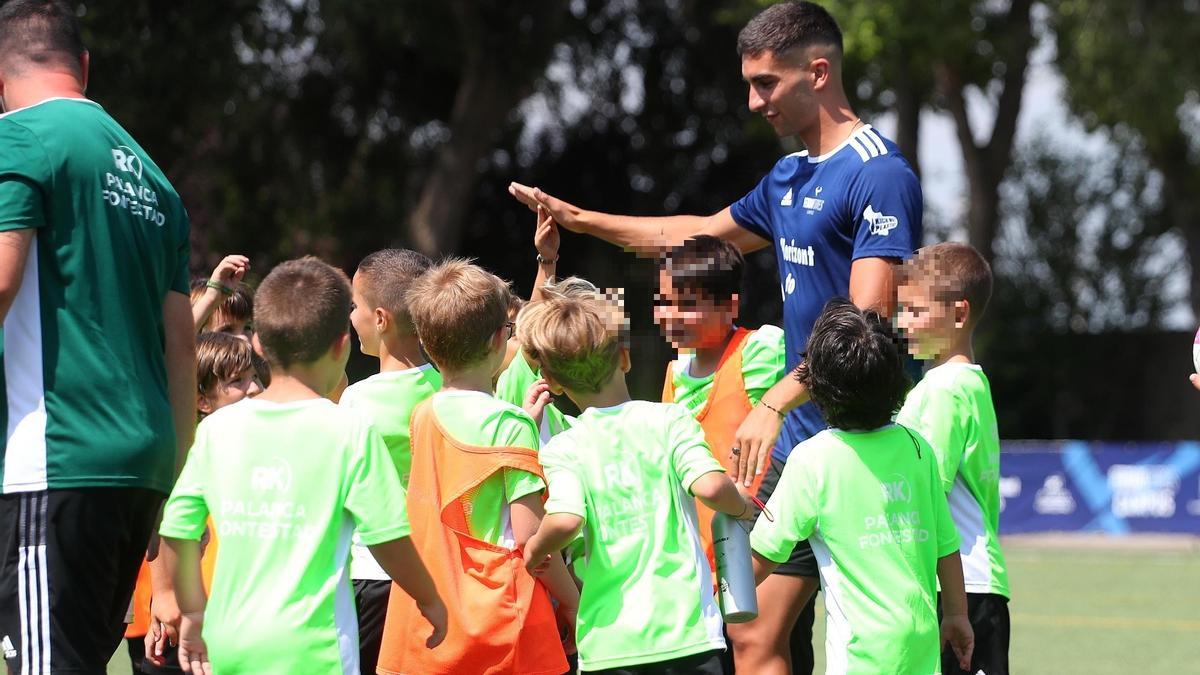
[508,183,585,233]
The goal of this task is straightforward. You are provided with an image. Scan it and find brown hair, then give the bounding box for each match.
[406,259,513,371]
[253,256,352,368]
[736,1,843,58]
[196,332,255,402]
[517,295,626,394]
[356,248,432,332]
[190,279,254,332]
[0,0,85,75]
[899,242,994,326]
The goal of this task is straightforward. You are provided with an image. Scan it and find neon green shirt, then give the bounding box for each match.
[1,98,190,494]
[340,364,441,581]
[897,362,1010,598]
[159,398,410,674]
[750,426,960,675]
[540,400,726,670]
[494,350,573,442]
[668,325,786,415]
[429,390,545,546]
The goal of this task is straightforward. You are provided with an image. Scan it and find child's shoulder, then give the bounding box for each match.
[918,361,991,397]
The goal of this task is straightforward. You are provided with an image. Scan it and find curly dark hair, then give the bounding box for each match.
[797,298,910,430]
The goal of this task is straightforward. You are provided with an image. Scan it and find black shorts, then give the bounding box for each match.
[756,456,819,578]
[584,649,725,675]
[353,578,392,675]
[0,488,163,674]
[938,592,1010,675]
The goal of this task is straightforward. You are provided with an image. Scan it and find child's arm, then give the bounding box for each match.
[524,512,584,575]
[936,552,974,671]
[689,470,755,519]
[530,205,560,302]
[368,537,448,648]
[191,254,249,333]
[150,537,208,670]
[513,494,582,612]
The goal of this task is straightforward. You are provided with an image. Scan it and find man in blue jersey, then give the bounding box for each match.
[509,3,921,673]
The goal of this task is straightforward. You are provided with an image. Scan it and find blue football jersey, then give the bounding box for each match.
[730,125,922,460]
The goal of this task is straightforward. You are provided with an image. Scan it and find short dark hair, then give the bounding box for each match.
[196,332,255,399]
[254,256,351,369]
[190,278,255,330]
[899,242,994,325]
[736,1,843,58]
[0,0,85,75]
[660,235,744,303]
[797,298,910,430]
[356,248,432,329]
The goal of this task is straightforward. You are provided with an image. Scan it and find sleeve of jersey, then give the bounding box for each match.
[158,426,212,541]
[497,409,546,502]
[0,122,51,232]
[540,438,588,521]
[930,450,961,557]
[750,451,818,563]
[170,209,192,295]
[900,385,967,493]
[740,325,788,406]
[345,422,412,546]
[846,156,922,261]
[728,170,775,241]
[668,405,723,492]
[493,350,536,408]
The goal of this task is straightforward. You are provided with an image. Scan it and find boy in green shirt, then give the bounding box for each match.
[156,257,446,674]
[521,294,755,673]
[895,242,1011,675]
[343,248,439,674]
[749,298,974,675]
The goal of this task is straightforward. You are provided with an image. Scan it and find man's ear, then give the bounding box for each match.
[809,57,831,90]
[954,299,970,329]
[79,50,90,91]
[618,345,632,373]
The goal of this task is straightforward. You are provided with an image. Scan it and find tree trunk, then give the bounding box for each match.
[408,0,566,256]
[892,50,922,179]
[933,0,1034,264]
[1148,132,1200,320]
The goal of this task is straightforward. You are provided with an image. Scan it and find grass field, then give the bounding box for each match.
[108,536,1200,674]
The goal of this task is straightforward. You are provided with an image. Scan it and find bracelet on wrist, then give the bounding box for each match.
[206,280,235,296]
[536,253,558,265]
[758,400,784,418]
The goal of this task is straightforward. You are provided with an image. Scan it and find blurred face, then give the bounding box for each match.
[208,314,252,341]
[350,272,380,357]
[896,283,962,360]
[654,269,737,350]
[199,366,262,415]
[741,48,823,138]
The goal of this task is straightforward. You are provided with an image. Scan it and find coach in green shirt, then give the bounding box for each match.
[0,2,195,673]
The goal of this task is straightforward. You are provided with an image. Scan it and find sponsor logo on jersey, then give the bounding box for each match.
[111,145,144,179]
[780,238,815,267]
[863,205,899,236]
[782,272,796,297]
[802,185,825,212]
[881,474,912,503]
[780,188,794,207]
[250,458,293,493]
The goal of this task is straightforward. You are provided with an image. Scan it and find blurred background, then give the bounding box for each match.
[76,2,1198,671]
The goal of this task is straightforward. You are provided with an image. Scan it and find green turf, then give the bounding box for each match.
[109,540,1200,674]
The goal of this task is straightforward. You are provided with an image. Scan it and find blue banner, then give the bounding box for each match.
[999,442,1200,534]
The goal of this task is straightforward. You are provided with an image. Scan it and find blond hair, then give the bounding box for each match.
[517,295,627,394]
[406,259,513,371]
[899,242,993,326]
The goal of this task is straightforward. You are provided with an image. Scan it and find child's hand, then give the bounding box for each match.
[418,598,449,649]
[144,592,181,666]
[523,379,552,427]
[178,611,212,675]
[208,254,249,288]
[735,487,758,521]
[556,601,578,655]
[940,613,974,672]
[534,205,560,262]
[730,404,784,487]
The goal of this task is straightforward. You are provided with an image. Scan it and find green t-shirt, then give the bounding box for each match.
[540,400,726,670]
[430,390,545,546]
[159,398,410,674]
[668,325,786,415]
[494,350,573,442]
[340,364,441,581]
[0,98,190,495]
[897,362,1010,598]
[750,426,960,675]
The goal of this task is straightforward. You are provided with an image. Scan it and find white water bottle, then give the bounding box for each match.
[712,512,759,623]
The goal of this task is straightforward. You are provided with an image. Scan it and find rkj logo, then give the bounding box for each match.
[881,474,912,503]
[250,458,293,492]
[863,205,898,236]
[111,145,144,179]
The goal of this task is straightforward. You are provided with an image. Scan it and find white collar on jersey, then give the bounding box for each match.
[786,124,890,164]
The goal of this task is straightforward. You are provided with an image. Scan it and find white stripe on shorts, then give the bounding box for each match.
[17,492,49,675]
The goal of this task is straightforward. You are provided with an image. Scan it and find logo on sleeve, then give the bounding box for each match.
[863,205,898,236]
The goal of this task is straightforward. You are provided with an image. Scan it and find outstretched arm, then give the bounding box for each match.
[509,183,767,256]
